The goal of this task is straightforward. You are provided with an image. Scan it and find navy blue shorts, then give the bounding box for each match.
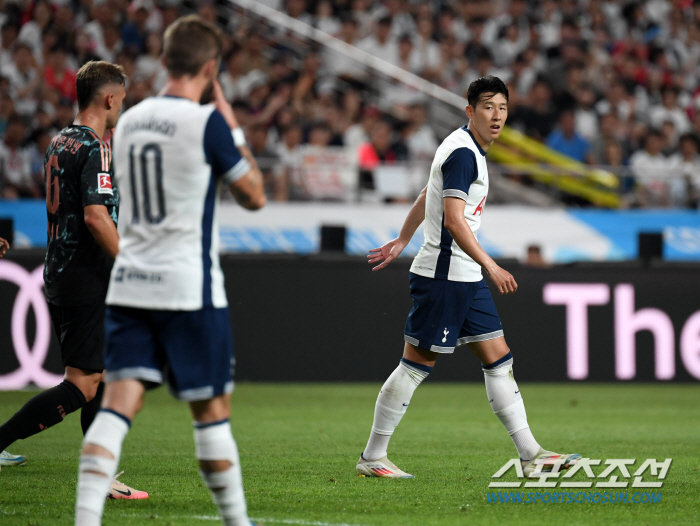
[404,273,504,353]
[103,306,235,401]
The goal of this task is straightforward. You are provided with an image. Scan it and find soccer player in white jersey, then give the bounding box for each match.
[356,76,580,479]
[74,16,265,526]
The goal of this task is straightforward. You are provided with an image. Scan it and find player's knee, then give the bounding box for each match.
[194,419,239,465]
[65,371,102,401]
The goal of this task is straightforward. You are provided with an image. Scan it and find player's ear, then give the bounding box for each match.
[465,104,473,121]
[105,91,114,111]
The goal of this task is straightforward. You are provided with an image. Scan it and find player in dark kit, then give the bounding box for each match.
[0,61,146,497]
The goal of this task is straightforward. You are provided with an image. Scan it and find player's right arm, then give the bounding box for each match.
[0,237,9,258]
[211,80,266,211]
[368,185,427,271]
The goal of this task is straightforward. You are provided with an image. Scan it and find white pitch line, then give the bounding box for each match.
[120,513,369,526]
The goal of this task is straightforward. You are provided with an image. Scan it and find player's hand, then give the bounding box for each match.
[212,80,239,130]
[368,238,407,271]
[486,264,517,295]
[0,237,9,258]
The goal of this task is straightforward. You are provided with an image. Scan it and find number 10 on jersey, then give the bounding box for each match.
[129,143,166,224]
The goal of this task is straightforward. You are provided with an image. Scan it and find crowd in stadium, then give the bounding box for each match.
[0,0,699,207]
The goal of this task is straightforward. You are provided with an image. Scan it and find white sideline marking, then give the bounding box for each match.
[121,513,369,526]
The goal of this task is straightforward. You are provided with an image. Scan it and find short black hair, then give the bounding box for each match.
[76,60,126,110]
[467,76,509,107]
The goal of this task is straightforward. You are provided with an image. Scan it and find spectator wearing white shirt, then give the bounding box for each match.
[649,86,691,135]
[134,32,167,92]
[17,0,52,65]
[629,130,670,206]
[668,133,700,207]
[402,103,438,162]
[413,17,440,78]
[0,23,18,74]
[315,0,340,35]
[2,41,41,117]
[358,16,399,68]
[0,116,36,199]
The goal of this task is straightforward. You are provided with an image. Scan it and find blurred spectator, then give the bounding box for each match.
[0,116,37,198]
[590,112,630,164]
[135,32,167,92]
[402,103,438,161]
[44,44,77,103]
[524,244,551,268]
[358,16,398,67]
[546,109,591,163]
[315,0,341,35]
[669,133,700,208]
[0,23,19,72]
[17,0,52,65]
[122,1,150,56]
[649,86,692,134]
[629,131,669,206]
[358,119,408,192]
[3,41,41,116]
[73,31,102,68]
[344,105,381,155]
[510,79,557,141]
[247,123,280,197]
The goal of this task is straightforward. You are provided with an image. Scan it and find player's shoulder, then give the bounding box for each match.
[117,96,216,135]
[434,127,478,163]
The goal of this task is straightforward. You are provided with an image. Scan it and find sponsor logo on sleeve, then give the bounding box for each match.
[98,172,113,195]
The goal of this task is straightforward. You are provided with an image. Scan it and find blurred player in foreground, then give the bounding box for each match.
[357,76,580,479]
[74,15,265,526]
[0,61,146,497]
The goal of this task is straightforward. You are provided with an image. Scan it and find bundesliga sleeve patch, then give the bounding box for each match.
[98,172,113,195]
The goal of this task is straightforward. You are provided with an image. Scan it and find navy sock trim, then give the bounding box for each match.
[100,408,131,428]
[193,418,230,429]
[482,351,513,370]
[401,357,433,374]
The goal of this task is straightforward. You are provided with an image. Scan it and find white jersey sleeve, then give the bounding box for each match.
[106,96,250,310]
[410,126,489,282]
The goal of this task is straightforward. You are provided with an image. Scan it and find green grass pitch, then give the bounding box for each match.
[0,383,698,526]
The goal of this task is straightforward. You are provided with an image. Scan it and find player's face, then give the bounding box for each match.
[468,93,508,144]
[106,84,127,129]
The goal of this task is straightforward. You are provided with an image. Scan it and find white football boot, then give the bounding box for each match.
[521,448,581,478]
[0,450,28,467]
[356,453,414,478]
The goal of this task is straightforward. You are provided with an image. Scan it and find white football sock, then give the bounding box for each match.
[483,353,541,461]
[363,358,432,461]
[76,410,130,526]
[195,420,249,526]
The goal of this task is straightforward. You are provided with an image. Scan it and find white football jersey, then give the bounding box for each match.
[106,96,250,310]
[410,126,489,282]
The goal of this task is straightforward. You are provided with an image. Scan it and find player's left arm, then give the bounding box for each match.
[84,205,119,258]
[443,198,517,295]
[368,185,427,271]
[81,141,120,259]
[0,237,9,258]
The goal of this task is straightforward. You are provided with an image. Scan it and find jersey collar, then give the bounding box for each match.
[461,125,486,157]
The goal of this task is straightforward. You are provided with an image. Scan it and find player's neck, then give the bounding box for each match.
[467,125,492,152]
[160,77,206,103]
[73,111,106,139]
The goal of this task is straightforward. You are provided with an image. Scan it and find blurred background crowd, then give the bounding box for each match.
[0,0,699,208]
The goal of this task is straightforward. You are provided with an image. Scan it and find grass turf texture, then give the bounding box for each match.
[0,384,698,526]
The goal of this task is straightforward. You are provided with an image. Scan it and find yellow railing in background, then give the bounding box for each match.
[492,127,621,208]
